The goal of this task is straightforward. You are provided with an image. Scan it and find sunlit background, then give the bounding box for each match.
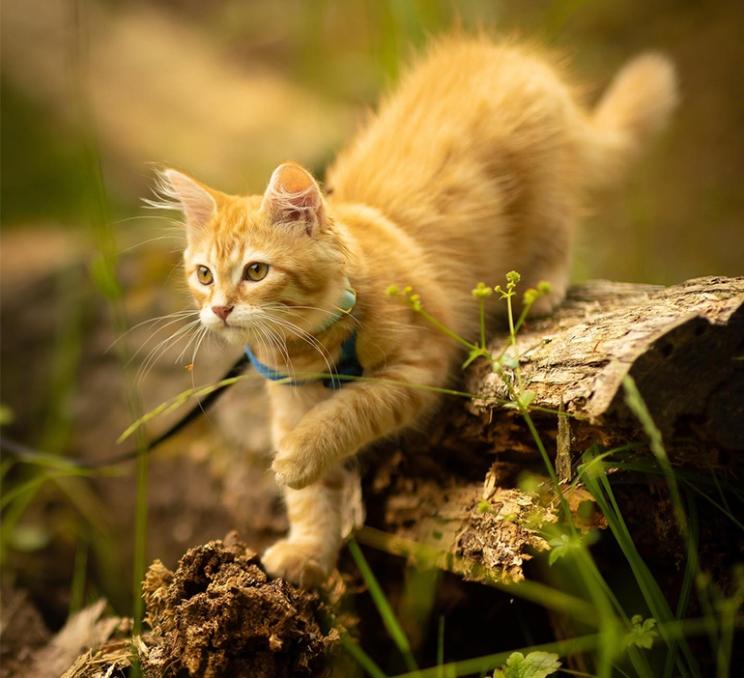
[1,0,742,634]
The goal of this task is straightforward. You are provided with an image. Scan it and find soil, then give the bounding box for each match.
[139,532,345,678]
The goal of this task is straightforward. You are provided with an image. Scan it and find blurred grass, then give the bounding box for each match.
[0,84,94,224]
[3,0,742,281]
[68,0,151,643]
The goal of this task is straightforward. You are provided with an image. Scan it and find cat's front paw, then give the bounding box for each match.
[261,539,330,588]
[272,445,327,489]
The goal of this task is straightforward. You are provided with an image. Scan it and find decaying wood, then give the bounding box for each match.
[9,600,129,678]
[470,276,744,459]
[138,532,350,678]
[0,588,50,678]
[363,276,743,582]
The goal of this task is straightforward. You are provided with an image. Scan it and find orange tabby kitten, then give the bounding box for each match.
[157,37,677,586]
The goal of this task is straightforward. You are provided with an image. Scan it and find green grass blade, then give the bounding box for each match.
[0,476,46,557]
[390,633,599,678]
[348,537,419,673]
[664,494,699,677]
[580,453,699,678]
[69,539,89,615]
[355,526,597,624]
[622,376,691,541]
[716,582,743,678]
[599,459,744,532]
[436,615,445,677]
[1,472,66,511]
[621,376,703,677]
[342,634,389,678]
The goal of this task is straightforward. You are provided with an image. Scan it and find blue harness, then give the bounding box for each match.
[244,330,363,389]
[243,284,363,389]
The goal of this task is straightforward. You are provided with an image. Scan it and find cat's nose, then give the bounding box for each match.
[212,305,234,321]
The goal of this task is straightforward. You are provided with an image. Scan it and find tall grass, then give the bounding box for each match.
[70,0,151,656]
[1,0,151,651]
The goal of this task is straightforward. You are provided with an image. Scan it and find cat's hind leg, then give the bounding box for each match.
[512,219,573,318]
[520,254,571,317]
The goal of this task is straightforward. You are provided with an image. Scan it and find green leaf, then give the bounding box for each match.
[500,355,519,369]
[493,651,561,678]
[477,499,492,514]
[626,615,658,650]
[518,390,536,409]
[547,532,590,566]
[548,534,572,566]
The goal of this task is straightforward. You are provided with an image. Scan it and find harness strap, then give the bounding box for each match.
[244,330,363,389]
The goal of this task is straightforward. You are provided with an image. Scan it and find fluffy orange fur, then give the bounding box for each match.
[159,37,677,586]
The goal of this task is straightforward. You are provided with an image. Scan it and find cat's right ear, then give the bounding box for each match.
[155,169,218,235]
[261,162,325,235]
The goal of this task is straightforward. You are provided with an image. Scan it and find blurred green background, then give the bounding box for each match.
[2,0,743,284]
[1,0,743,633]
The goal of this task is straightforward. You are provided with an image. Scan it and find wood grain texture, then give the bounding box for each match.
[366,276,744,582]
[472,276,742,420]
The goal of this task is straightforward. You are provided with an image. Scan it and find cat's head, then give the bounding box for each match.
[157,162,347,346]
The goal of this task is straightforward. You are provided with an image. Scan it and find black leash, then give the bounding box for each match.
[1,354,251,470]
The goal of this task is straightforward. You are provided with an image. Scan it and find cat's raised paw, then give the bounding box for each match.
[272,450,324,489]
[261,539,329,588]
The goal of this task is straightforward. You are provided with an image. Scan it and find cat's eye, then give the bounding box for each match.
[243,262,270,282]
[196,265,213,285]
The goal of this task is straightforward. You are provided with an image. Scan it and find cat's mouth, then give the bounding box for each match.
[208,321,254,344]
[213,321,240,333]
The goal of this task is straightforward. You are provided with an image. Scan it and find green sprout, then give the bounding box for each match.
[389,272,552,410]
[627,615,659,650]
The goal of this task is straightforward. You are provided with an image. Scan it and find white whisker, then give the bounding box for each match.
[263,303,362,329]
[189,326,209,389]
[111,310,199,353]
[120,234,184,254]
[260,319,296,380]
[263,315,336,383]
[126,315,200,364]
[135,320,201,385]
[175,323,206,364]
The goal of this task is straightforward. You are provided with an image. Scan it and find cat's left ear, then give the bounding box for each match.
[156,169,220,236]
[261,162,326,235]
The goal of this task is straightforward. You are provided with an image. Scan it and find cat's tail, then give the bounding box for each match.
[583,53,678,187]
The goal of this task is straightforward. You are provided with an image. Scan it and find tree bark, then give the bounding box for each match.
[362,276,744,582]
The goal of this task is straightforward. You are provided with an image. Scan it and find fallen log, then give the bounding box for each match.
[363,275,743,582]
[469,276,744,462]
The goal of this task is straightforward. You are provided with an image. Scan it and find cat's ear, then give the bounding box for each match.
[261,162,325,235]
[156,169,219,234]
